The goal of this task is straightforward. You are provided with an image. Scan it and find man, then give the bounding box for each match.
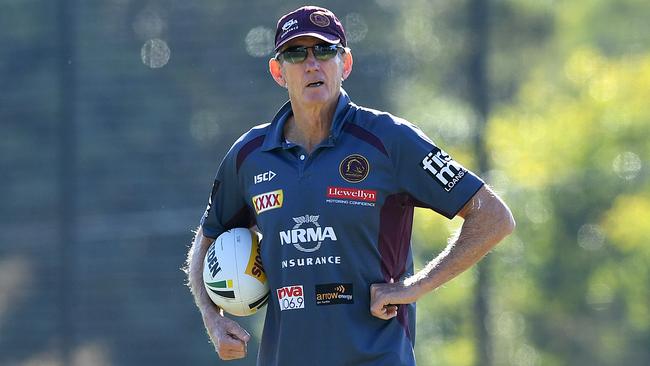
[186,5,515,366]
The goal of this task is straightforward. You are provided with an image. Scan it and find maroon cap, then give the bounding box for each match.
[274,6,347,52]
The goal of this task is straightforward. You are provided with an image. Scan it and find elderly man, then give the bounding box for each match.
[186,5,514,366]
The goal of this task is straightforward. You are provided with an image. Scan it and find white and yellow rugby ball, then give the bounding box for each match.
[203,228,269,316]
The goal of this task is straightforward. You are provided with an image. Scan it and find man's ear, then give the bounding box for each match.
[269,58,286,87]
[342,50,353,81]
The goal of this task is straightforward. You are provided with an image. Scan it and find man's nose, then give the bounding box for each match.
[304,49,319,69]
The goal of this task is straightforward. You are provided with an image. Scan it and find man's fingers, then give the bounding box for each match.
[370,287,398,320]
[370,301,383,318]
[384,305,398,318]
[219,348,246,360]
[226,322,251,343]
[385,304,398,312]
[209,317,250,360]
[371,304,398,320]
[370,284,387,319]
[217,334,247,360]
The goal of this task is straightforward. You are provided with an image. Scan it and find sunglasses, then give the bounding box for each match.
[276,44,344,64]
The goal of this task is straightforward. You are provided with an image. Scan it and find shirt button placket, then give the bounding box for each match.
[296,149,307,178]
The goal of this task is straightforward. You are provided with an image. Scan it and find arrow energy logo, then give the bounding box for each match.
[315,283,353,305]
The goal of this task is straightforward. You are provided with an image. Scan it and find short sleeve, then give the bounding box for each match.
[390,119,484,219]
[200,147,255,239]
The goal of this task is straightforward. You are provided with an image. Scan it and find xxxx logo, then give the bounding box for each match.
[252,189,283,214]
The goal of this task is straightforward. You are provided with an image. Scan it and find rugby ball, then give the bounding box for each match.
[203,228,269,316]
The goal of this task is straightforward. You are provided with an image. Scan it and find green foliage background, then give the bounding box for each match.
[403,1,650,365]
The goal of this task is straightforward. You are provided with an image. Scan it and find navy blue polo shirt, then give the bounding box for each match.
[200,89,484,366]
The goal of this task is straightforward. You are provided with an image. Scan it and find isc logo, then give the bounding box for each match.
[254,170,276,184]
[276,285,304,311]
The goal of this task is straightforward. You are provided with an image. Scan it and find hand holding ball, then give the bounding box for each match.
[203,228,269,316]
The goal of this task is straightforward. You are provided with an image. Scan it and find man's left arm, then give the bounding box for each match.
[370,185,515,319]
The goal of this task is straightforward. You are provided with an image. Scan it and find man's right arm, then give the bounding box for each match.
[188,130,261,360]
[186,227,251,360]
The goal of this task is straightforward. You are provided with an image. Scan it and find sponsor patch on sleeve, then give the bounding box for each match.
[420,147,466,192]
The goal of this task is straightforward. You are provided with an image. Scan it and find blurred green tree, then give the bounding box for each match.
[386,0,650,365]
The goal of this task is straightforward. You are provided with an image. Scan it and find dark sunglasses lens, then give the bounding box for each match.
[281,48,308,63]
[313,45,339,60]
[279,45,340,63]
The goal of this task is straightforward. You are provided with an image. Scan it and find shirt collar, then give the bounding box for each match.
[261,88,353,151]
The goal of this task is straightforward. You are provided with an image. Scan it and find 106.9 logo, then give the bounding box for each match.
[276,285,304,311]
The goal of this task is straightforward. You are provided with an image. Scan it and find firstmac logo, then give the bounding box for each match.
[252,189,283,214]
[420,148,466,192]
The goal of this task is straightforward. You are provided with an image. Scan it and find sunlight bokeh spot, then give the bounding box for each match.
[577,224,605,251]
[589,69,619,102]
[245,26,274,57]
[612,151,642,180]
[513,344,540,366]
[496,311,526,338]
[525,198,550,224]
[400,12,440,62]
[141,39,170,68]
[190,109,220,145]
[344,13,368,44]
[133,8,166,40]
[564,47,603,85]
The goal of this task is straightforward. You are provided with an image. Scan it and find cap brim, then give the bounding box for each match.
[274,32,341,52]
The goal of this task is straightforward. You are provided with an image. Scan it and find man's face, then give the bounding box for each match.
[277,36,346,107]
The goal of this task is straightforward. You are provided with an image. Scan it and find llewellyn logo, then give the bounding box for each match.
[327,187,377,202]
[420,147,466,192]
[252,189,283,214]
[279,215,337,253]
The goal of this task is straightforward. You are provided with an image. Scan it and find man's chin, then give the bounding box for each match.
[298,88,338,106]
